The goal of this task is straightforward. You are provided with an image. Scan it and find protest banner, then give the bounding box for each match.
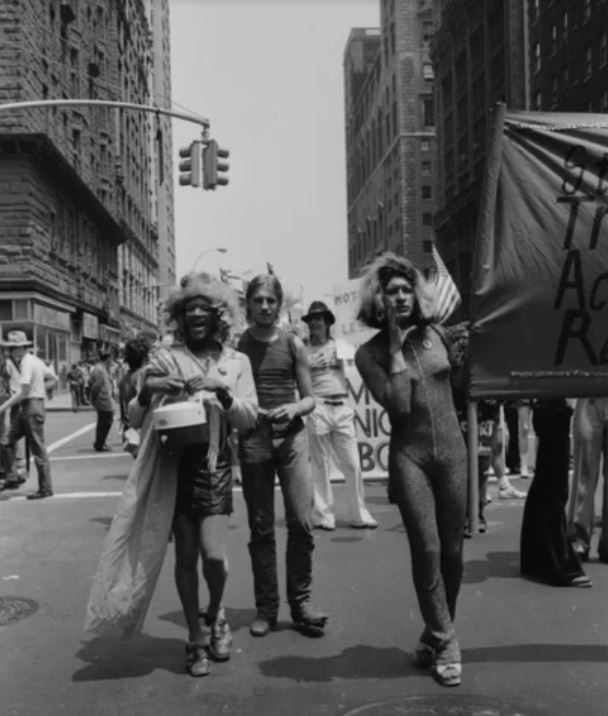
[469,108,608,399]
[331,279,388,479]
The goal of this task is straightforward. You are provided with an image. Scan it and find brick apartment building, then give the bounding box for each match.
[0,0,174,373]
[528,0,608,113]
[432,0,608,317]
[344,0,437,279]
[431,0,527,316]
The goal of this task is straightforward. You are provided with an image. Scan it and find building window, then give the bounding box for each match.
[421,161,431,175]
[422,185,432,200]
[423,63,434,80]
[533,0,540,17]
[423,98,434,127]
[585,45,592,79]
[421,138,430,152]
[584,0,591,22]
[600,33,608,68]
[533,90,541,110]
[601,91,608,112]
[551,76,558,105]
[550,25,557,56]
[562,65,569,89]
[533,42,541,73]
[422,21,434,46]
[422,213,433,226]
[562,11,568,37]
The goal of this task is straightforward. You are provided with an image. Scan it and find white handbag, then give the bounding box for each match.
[152,398,209,448]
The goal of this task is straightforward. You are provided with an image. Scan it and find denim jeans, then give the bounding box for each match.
[239,425,314,619]
[5,399,52,493]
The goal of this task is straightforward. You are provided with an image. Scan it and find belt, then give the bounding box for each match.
[322,395,348,406]
[20,398,44,406]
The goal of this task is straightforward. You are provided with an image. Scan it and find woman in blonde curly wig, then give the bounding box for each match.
[354,252,467,687]
[85,271,257,678]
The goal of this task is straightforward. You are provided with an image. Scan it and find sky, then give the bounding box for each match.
[168,0,380,307]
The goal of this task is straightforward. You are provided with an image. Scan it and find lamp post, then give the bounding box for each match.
[192,246,228,271]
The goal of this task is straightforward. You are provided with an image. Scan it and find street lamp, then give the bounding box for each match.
[192,247,228,271]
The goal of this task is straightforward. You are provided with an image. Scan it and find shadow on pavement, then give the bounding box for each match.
[73,634,185,680]
[258,642,608,683]
[259,645,412,682]
[101,473,129,482]
[463,643,608,663]
[462,550,521,583]
[158,606,257,634]
[89,516,113,530]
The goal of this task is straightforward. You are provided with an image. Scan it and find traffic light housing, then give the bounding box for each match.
[178,141,202,187]
[203,139,230,190]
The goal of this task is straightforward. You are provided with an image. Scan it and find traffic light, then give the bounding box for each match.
[178,141,202,187]
[203,139,230,190]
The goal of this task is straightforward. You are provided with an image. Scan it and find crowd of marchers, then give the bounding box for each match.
[0,251,604,689]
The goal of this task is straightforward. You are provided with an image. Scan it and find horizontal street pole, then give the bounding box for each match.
[0,99,210,130]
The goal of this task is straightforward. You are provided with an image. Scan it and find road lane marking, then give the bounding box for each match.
[50,453,129,461]
[48,423,96,454]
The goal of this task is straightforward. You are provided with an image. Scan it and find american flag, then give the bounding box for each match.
[429,243,461,324]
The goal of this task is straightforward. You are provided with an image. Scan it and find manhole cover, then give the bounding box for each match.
[0,595,38,626]
[343,694,545,716]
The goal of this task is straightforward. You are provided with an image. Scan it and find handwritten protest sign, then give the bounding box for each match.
[331,279,388,478]
[469,110,608,399]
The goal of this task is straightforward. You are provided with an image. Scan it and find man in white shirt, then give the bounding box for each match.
[0,331,57,499]
[302,301,377,530]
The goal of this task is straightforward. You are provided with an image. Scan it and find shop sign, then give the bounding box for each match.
[82,313,99,339]
[33,304,70,331]
[99,324,121,344]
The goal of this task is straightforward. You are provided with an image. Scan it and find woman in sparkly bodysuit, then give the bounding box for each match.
[354,253,467,687]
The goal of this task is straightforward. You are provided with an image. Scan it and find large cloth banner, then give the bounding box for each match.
[470,109,608,399]
[330,280,388,478]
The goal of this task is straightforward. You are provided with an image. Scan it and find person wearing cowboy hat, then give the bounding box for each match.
[0,330,57,499]
[302,301,377,531]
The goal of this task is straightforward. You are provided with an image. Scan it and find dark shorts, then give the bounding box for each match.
[175,444,233,518]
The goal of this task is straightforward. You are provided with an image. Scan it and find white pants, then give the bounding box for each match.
[307,401,375,527]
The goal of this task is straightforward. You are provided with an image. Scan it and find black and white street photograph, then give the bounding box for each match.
[1,1,607,714]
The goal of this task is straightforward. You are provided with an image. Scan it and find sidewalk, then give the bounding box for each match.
[45,390,94,413]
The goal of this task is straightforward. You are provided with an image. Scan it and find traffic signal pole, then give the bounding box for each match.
[0,98,210,130]
[0,98,229,191]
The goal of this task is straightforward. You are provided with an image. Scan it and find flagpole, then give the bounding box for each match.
[467,101,507,534]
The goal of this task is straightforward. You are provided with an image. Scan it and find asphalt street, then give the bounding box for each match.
[0,402,607,716]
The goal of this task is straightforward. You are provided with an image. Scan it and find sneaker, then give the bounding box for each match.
[313,521,335,531]
[291,602,328,637]
[205,609,232,661]
[478,516,487,533]
[498,484,526,499]
[350,519,378,529]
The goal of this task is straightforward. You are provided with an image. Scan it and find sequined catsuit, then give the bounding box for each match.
[355,323,467,663]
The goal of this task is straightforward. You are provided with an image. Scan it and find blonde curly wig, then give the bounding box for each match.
[356,252,421,329]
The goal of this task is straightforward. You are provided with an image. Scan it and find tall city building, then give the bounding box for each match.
[432,0,608,316]
[145,0,176,308]
[527,0,608,113]
[0,0,174,373]
[344,0,437,279]
[431,0,527,314]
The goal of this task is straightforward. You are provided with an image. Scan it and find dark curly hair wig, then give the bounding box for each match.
[164,271,242,344]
